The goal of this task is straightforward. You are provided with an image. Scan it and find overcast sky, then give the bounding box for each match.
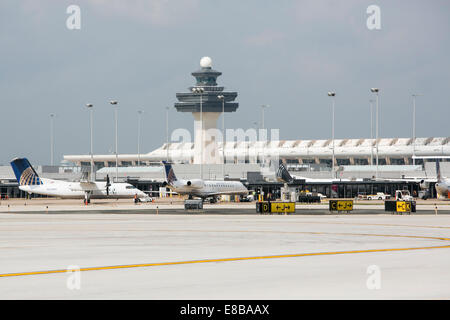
[1,0,449,165]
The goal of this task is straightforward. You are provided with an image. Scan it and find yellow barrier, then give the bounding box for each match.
[270,202,295,213]
[396,201,412,213]
[256,201,295,214]
[329,200,353,212]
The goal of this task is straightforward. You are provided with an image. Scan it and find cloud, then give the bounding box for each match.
[244,30,286,47]
[293,0,362,26]
[17,0,49,23]
[87,0,200,26]
[11,0,200,27]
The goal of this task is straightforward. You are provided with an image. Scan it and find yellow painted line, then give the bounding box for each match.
[1,244,450,278]
[2,230,450,278]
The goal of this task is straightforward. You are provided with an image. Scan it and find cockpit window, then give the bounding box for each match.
[126,186,135,189]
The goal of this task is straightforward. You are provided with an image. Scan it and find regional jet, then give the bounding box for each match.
[162,161,248,202]
[276,162,352,183]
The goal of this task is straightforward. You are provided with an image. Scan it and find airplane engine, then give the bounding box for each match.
[419,179,429,190]
[186,180,204,188]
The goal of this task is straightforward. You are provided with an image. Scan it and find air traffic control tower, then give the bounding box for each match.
[175,57,239,164]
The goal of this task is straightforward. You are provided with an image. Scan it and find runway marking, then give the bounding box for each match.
[1,231,450,278]
[1,244,450,278]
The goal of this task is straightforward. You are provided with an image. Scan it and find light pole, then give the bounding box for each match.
[218,95,225,177]
[85,104,94,181]
[328,92,336,178]
[261,104,269,131]
[261,105,269,167]
[370,88,379,179]
[110,100,118,182]
[192,87,204,178]
[137,110,144,166]
[165,106,170,162]
[369,99,375,166]
[412,94,422,165]
[50,113,55,166]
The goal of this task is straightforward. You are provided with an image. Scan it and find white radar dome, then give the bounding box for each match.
[200,56,212,68]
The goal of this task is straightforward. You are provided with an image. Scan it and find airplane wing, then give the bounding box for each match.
[200,190,248,197]
[145,190,178,195]
[79,182,100,191]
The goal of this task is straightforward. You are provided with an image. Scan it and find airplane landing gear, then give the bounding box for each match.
[84,192,91,205]
[207,197,217,203]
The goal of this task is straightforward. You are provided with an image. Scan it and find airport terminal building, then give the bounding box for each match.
[64,136,450,169]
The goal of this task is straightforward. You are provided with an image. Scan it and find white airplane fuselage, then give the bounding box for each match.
[19,178,147,199]
[168,179,248,199]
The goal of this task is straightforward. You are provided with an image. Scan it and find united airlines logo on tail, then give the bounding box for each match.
[163,161,177,185]
[19,167,42,186]
[167,167,176,184]
[10,158,43,186]
[276,163,293,183]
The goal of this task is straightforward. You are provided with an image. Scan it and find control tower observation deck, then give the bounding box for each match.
[174,57,239,164]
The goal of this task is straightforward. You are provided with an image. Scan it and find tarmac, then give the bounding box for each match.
[1,199,450,299]
[1,198,450,215]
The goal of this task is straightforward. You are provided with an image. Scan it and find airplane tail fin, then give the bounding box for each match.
[276,163,293,183]
[436,160,442,182]
[162,161,177,185]
[10,158,43,186]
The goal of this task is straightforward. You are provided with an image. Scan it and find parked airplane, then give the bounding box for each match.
[279,159,450,199]
[435,161,450,199]
[276,163,352,183]
[162,161,248,202]
[10,158,148,203]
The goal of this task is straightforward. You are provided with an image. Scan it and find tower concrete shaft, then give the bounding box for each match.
[193,112,222,164]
